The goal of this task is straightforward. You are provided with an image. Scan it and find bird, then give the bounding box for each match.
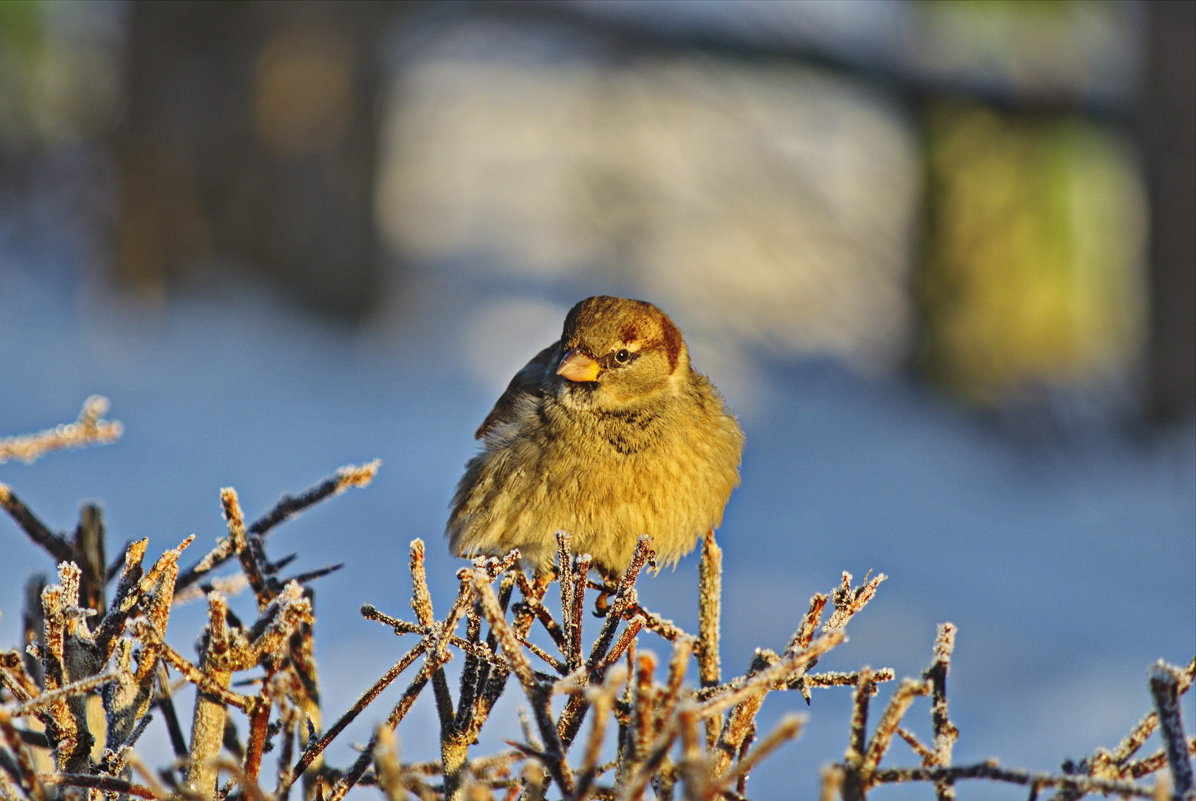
[447,295,744,577]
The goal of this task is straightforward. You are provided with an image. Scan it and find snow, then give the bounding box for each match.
[1,261,1192,799]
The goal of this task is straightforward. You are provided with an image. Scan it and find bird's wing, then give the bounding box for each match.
[475,342,560,439]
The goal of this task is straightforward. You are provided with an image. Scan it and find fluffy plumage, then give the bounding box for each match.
[447,295,744,575]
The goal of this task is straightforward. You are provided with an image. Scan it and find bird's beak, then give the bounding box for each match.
[556,349,602,383]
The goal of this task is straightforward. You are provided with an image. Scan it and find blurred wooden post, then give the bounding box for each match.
[115,1,394,318]
[1140,0,1196,423]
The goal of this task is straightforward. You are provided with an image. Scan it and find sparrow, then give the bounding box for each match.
[447,295,744,577]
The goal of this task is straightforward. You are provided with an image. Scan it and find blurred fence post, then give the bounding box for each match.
[1140,0,1196,423]
[115,0,396,318]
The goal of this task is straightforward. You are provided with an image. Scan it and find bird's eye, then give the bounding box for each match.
[614,348,631,364]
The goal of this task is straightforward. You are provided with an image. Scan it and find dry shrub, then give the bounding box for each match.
[0,399,1191,800]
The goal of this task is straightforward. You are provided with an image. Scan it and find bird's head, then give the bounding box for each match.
[553,295,690,409]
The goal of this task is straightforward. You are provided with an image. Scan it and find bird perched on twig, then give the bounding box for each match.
[448,295,744,577]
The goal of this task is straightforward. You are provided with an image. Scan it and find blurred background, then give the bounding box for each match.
[1,1,1193,797]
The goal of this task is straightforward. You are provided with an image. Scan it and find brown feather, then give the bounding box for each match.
[474,342,560,439]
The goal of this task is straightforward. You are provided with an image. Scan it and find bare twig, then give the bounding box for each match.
[1149,660,1194,798]
[5,444,1187,801]
[280,640,428,797]
[698,530,722,690]
[871,761,1160,798]
[862,678,930,774]
[0,484,75,563]
[175,461,380,594]
[38,772,159,799]
[0,396,122,465]
[249,460,380,538]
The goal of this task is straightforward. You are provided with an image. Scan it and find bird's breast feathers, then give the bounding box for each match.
[460,387,740,567]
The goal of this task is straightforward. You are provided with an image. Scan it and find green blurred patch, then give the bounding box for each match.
[0,0,43,136]
[919,102,1146,404]
[0,0,41,58]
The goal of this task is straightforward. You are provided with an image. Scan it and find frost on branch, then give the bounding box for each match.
[0,396,122,465]
[0,435,1192,800]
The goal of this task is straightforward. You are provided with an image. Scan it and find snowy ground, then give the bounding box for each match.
[1,261,1193,799]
